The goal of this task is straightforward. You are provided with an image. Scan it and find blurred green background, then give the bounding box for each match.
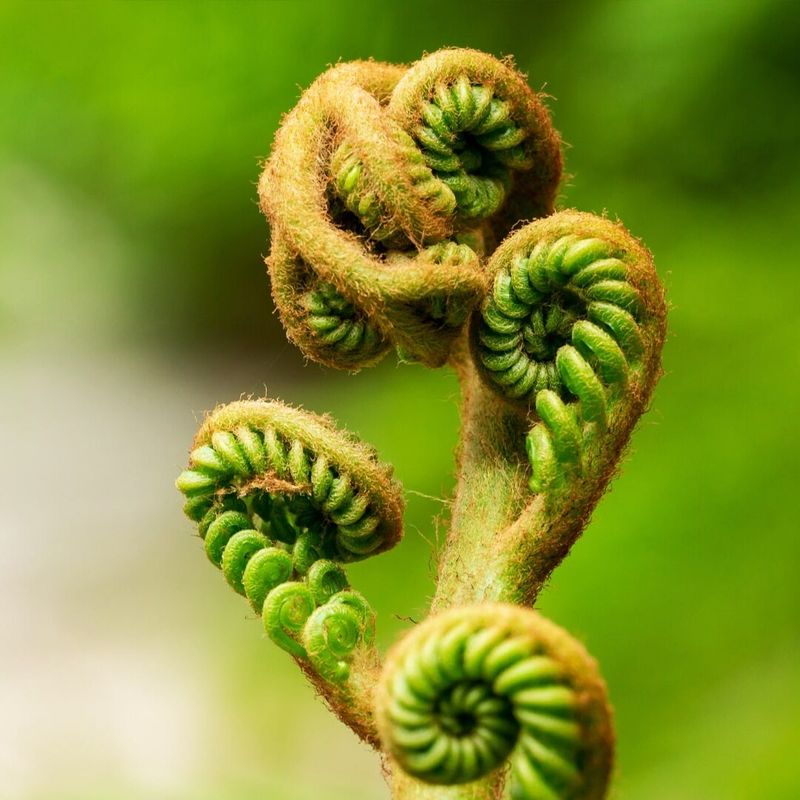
[1,1,798,798]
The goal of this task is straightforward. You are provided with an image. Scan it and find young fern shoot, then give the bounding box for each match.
[176,47,666,800]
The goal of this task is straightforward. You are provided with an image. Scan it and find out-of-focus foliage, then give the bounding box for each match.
[1,1,798,799]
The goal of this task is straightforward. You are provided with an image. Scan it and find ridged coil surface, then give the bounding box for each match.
[472,212,661,493]
[176,400,402,682]
[377,604,613,799]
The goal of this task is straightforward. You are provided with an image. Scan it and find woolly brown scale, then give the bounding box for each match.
[260,48,561,370]
[330,131,457,246]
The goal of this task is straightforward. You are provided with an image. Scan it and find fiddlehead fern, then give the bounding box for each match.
[377,604,613,800]
[176,399,401,684]
[472,210,666,495]
[178,44,667,800]
[260,48,561,369]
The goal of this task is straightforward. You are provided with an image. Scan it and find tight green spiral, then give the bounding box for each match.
[259,48,562,369]
[377,604,613,799]
[472,211,666,494]
[176,400,402,683]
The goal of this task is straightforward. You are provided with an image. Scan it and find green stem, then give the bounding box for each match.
[299,650,382,747]
[432,346,529,611]
[402,349,525,800]
[434,296,665,612]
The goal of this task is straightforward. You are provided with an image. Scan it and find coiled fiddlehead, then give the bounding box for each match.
[260,48,561,369]
[175,400,401,684]
[377,604,613,800]
[472,211,666,494]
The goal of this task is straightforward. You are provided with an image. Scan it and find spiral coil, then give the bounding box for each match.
[260,48,562,369]
[377,604,613,800]
[301,279,387,364]
[406,74,533,221]
[472,211,663,493]
[176,400,402,682]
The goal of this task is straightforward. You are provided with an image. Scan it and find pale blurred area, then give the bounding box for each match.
[0,159,429,800]
[2,2,799,799]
